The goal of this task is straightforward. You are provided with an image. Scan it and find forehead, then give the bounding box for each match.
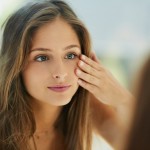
[31,18,80,50]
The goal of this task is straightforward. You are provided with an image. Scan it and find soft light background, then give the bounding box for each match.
[0,0,149,88]
[67,0,150,88]
[0,0,150,149]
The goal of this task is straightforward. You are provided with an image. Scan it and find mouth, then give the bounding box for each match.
[47,85,71,92]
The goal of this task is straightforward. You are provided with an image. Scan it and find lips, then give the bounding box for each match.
[48,85,71,92]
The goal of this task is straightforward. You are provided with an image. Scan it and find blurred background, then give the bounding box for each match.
[0,0,149,149]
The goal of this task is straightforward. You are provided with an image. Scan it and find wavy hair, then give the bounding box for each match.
[0,0,92,150]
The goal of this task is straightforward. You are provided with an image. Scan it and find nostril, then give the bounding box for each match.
[52,73,68,79]
[55,75,60,79]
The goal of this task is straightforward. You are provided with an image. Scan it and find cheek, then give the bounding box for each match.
[23,63,49,78]
[22,69,35,91]
[22,60,79,87]
[67,61,78,79]
[21,63,47,89]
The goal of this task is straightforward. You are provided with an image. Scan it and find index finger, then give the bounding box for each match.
[80,54,101,71]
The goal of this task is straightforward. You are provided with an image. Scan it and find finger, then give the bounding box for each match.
[80,54,101,71]
[76,68,100,87]
[77,78,99,95]
[78,60,101,79]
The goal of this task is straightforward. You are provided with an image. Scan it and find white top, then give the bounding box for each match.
[92,133,114,150]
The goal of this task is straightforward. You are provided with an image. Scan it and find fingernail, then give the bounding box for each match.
[76,69,81,75]
[79,61,84,66]
[77,79,82,84]
[81,55,86,60]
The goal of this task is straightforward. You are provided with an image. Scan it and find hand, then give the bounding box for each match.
[75,52,130,106]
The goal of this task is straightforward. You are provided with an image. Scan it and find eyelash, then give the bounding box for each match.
[65,52,78,59]
[34,52,79,62]
[34,55,49,62]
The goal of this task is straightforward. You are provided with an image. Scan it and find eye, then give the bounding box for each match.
[35,55,49,62]
[65,53,77,59]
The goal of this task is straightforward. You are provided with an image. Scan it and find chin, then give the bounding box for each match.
[50,89,78,106]
[48,95,73,106]
[51,99,72,106]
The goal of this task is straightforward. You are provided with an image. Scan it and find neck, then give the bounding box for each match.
[31,100,62,133]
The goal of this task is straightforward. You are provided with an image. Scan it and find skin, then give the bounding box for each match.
[22,17,81,149]
[22,17,133,149]
[76,52,134,148]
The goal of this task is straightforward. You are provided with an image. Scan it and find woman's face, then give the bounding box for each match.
[22,18,81,106]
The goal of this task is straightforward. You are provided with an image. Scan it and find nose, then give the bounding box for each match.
[52,61,68,81]
[52,73,68,80]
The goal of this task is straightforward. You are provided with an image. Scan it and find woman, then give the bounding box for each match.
[0,0,132,149]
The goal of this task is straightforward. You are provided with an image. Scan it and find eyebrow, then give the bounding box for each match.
[30,44,81,53]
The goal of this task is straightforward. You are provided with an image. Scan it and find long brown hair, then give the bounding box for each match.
[124,56,150,150]
[0,0,92,149]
